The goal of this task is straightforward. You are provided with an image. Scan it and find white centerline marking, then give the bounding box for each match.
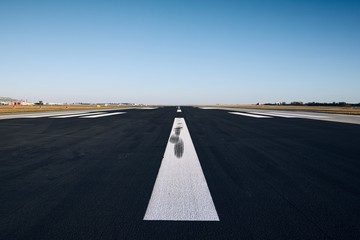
[50,112,106,118]
[229,112,272,118]
[80,112,126,118]
[144,118,219,221]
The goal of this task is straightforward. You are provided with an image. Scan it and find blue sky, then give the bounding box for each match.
[1,0,359,104]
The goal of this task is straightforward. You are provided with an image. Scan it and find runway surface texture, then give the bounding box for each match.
[1,107,360,239]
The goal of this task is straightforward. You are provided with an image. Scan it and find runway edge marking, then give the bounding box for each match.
[50,112,106,118]
[144,118,219,221]
[229,112,272,118]
[80,112,126,118]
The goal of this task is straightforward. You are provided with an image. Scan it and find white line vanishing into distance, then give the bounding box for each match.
[50,112,106,118]
[80,112,126,118]
[198,107,218,109]
[248,112,298,118]
[144,118,219,221]
[229,112,272,118]
[137,107,158,110]
[266,112,331,119]
[249,111,331,119]
[23,112,90,118]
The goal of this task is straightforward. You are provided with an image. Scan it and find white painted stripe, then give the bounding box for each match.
[229,112,272,118]
[144,118,219,221]
[23,112,89,118]
[249,111,331,119]
[268,112,331,119]
[177,109,182,112]
[249,112,298,118]
[50,112,106,118]
[138,107,158,110]
[0,109,119,120]
[80,112,126,118]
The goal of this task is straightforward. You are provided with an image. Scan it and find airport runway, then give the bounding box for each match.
[1,107,360,239]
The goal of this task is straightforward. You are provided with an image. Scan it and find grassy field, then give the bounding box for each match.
[0,105,133,114]
[2,104,360,115]
[197,104,360,115]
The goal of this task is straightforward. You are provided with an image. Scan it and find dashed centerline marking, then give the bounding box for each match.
[144,118,219,221]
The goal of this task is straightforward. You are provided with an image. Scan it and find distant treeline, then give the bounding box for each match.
[262,102,360,107]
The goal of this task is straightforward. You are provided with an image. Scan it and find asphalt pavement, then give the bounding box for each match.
[1,107,360,239]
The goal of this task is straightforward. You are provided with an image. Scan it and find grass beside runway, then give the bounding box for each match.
[5,104,358,115]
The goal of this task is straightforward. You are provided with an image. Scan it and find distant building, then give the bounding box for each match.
[9,100,33,106]
[0,97,33,106]
[0,97,18,105]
